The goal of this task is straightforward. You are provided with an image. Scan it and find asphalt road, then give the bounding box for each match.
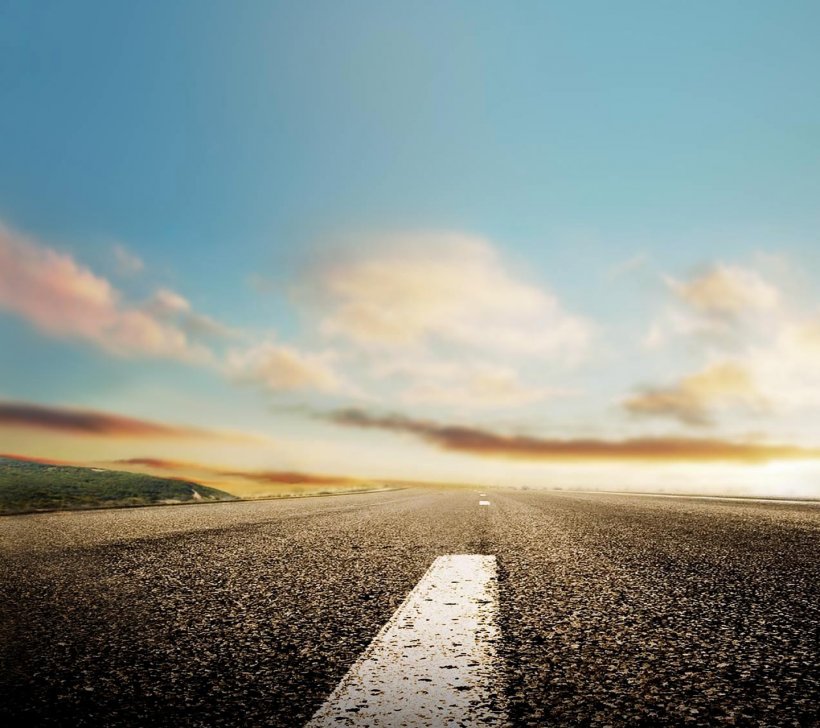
[1,488,818,727]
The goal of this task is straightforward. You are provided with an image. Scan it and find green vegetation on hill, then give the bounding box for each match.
[0,457,236,514]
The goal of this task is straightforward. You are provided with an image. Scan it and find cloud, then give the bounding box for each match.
[216,469,355,485]
[0,222,222,362]
[643,264,783,350]
[397,362,558,408]
[607,253,649,280]
[110,457,356,485]
[111,457,190,469]
[0,400,256,441]
[324,408,820,463]
[0,452,77,466]
[304,232,591,360]
[147,288,191,315]
[640,260,820,422]
[666,264,779,317]
[226,341,345,393]
[112,243,144,276]
[0,222,355,401]
[623,361,767,426]
[147,289,238,342]
[743,314,820,411]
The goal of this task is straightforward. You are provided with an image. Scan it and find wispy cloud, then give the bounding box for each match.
[0,400,259,442]
[639,260,820,422]
[279,231,594,408]
[0,222,226,362]
[111,457,192,468]
[226,341,346,394]
[304,232,591,360]
[644,263,782,349]
[624,361,767,426]
[396,362,560,408]
[607,253,649,280]
[324,408,820,463]
[147,289,238,342]
[0,452,78,466]
[666,264,779,317]
[110,457,357,485]
[111,243,144,276]
[216,469,356,485]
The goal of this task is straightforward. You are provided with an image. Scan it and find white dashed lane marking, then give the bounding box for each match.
[479,500,491,506]
[306,554,506,727]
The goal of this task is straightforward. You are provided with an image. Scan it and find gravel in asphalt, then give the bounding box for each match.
[1,488,817,727]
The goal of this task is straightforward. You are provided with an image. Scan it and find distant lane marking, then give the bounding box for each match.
[306,554,505,727]
[479,500,491,506]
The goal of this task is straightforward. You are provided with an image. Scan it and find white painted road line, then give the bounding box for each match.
[306,554,506,727]
[479,500,491,506]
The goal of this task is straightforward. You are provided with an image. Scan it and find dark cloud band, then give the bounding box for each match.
[0,401,237,440]
[111,457,355,485]
[325,408,820,464]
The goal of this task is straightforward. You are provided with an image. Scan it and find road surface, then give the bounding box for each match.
[1,488,818,726]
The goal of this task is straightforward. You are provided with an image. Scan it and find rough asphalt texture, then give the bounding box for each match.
[1,489,817,727]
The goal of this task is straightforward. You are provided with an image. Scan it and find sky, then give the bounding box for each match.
[2,1,820,498]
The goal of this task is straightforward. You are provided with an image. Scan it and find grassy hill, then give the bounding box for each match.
[0,457,237,514]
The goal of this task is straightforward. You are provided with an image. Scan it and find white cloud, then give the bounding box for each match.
[635,259,820,424]
[665,264,779,317]
[398,362,560,409]
[305,232,592,362]
[744,314,820,411]
[148,288,191,315]
[226,341,345,394]
[643,263,783,350]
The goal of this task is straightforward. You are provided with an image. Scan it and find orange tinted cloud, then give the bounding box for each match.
[623,362,767,426]
[0,401,253,441]
[326,408,820,463]
[0,223,223,361]
[111,457,356,485]
[226,341,344,393]
[112,457,191,468]
[0,452,78,466]
[667,264,779,317]
[397,362,557,408]
[305,233,591,359]
[217,469,355,485]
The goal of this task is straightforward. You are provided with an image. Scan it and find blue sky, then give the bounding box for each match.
[2,1,820,496]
